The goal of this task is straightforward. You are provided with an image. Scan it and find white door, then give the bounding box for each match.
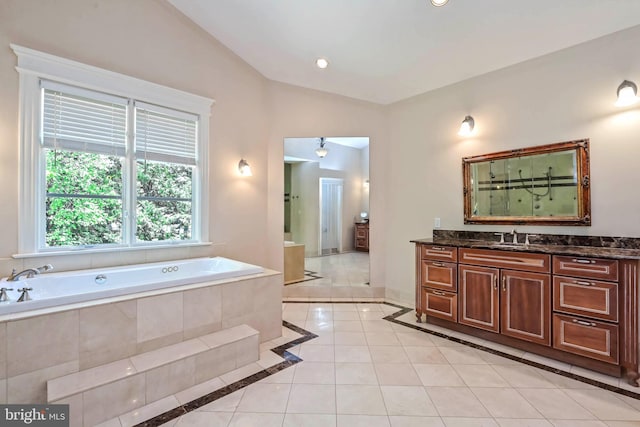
[319,178,343,255]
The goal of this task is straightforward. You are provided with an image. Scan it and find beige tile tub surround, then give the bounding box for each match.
[49,325,259,426]
[79,301,137,370]
[0,269,281,404]
[7,310,79,377]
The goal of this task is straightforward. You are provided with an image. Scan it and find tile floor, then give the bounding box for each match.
[298,252,370,287]
[119,301,640,427]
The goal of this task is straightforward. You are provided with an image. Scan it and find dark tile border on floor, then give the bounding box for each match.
[381,304,640,401]
[134,320,317,427]
[136,300,640,426]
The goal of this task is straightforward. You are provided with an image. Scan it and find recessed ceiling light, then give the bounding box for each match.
[316,58,329,69]
[431,0,449,6]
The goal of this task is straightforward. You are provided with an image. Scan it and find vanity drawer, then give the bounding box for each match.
[553,313,618,364]
[421,244,457,262]
[421,260,457,292]
[422,288,457,322]
[553,256,618,282]
[458,248,550,273]
[553,276,618,322]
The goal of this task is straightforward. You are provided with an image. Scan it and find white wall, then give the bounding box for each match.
[0,0,270,272]
[383,25,640,305]
[266,82,388,289]
[2,1,640,309]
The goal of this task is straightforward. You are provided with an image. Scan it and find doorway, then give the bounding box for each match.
[319,178,343,255]
[283,136,370,294]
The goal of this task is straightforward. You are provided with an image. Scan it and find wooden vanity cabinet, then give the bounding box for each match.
[414,241,640,385]
[552,256,622,365]
[458,250,551,346]
[416,244,458,322]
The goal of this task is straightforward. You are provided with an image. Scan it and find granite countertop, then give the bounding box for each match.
[410,237,640,260]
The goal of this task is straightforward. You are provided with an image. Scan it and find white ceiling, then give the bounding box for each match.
[168,0,640,105]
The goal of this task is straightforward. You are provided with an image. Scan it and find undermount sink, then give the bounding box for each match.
[489,243,526,248]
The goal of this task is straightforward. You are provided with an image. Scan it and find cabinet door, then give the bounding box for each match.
[500,270,551,346]
[459,265,499,333]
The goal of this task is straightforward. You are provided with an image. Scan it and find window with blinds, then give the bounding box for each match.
[40,80,200,248]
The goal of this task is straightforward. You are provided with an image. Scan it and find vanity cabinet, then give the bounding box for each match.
[416,244,458,322]
[354,222,369,252]
[458,249,551,346]
[552,256,621,364]
[413,240,639,386]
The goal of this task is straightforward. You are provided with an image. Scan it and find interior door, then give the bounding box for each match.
[319,178,343,255]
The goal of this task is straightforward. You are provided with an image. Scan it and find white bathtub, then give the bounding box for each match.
[0,257,264,315]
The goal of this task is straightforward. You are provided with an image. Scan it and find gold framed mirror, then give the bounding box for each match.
[463,139,591,225]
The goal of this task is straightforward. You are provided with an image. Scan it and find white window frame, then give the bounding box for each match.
[12,44,214,255]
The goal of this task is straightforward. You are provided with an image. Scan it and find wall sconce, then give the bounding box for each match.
[363,179,370,189]
[315,137,329,158]
[615,80,638,107]
[431,0,449,6]
[238,158,252,176]
[458,115,475,137]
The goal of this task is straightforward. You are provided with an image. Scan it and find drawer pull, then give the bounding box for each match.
[572,319,596,327]
[572,258,595,264]
[502,275,506,292]
[494,275,498,290]
[575,280,593,286]
[432,262,445,267]
[432,290,446,296]
[431,247,445,251]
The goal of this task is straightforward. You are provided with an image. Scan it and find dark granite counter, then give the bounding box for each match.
[411,232,640,260]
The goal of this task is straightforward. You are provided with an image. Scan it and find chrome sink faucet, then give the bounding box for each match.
[7,264,53,281]
[511,229,518,244]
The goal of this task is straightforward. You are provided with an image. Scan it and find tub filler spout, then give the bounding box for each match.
[7,264,54,281]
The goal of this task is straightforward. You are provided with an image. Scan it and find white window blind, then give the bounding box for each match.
[41,80,127,156]
[135,102,197,166]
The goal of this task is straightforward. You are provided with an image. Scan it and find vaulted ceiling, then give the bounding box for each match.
[169,0,640,104]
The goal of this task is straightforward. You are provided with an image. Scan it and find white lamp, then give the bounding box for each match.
[238,159,252,176]
[458,115,475,137]
[315,137,329,158]
[616,80,638,107]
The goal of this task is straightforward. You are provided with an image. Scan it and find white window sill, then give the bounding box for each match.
[13,242,214,259]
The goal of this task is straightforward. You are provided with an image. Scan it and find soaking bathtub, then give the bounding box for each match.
[0,257,264,315]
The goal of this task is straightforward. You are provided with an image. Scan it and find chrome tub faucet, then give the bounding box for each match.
[7,264,53,281]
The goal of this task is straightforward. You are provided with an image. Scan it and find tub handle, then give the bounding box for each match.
[17,287,33,302]
[0,287,13,302]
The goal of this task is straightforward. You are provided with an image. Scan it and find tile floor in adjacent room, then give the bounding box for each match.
[300,252,370,287]
[134,301,640,427]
